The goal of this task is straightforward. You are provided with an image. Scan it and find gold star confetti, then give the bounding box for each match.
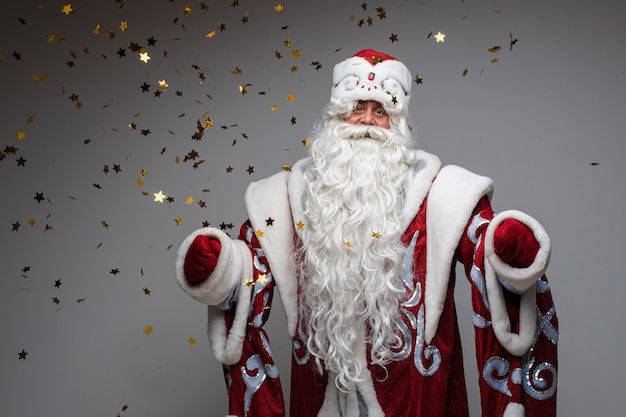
[139,51,150,63]
[488,45,502,53]
[243,278,254,287]
[296,220,305,230]
[434,31,446,42]
[372,231,382,238]
[17,131,26,140]
[154,191,166,202]
[271,105,280,111]
[343,241,352,248]
[175,216,183,225]
[257,274,268,284]
[255,229,264,238]
[274,4,284,13]
[206,30,216,38]
[187,337,197,345]
[61,4,73,15]
[183,6,192,14]
[291,49,301,59]
[158,80,168,89]
[301,138,310,146]
[119,21,128,31]
[185,195,194,205]
[285,94,295,102]
[93,24,101,34]
[143,325,153,335]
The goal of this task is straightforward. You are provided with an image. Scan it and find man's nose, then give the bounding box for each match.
[361,109,374,125]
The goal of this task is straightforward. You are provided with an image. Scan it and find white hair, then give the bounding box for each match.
[297,100,418,391]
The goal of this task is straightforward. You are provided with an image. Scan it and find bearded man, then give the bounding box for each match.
[175,50,558,417]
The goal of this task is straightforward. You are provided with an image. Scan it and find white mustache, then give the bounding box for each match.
[335,123,390,141]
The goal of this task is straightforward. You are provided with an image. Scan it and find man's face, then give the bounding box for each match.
[344,100,390,129]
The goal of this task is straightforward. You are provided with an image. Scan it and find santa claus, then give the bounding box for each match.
[175,50,558,417]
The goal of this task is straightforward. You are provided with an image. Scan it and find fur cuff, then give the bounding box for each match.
[485,210,551,293]
[503,402,525,417]
[175,227,246,306]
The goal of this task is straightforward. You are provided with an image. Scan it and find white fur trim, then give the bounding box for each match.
[485,259,537,356]
[503,402,525,417]
[483,210,550,356]
[175,228,245,306]
[424,165,494,344]
[317,325,384,417]
[245,170,300,337]
[331,54,411,114]
[485,210,551,293]
[207,256,253,365]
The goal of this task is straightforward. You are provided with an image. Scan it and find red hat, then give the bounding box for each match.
[331,49,412,115]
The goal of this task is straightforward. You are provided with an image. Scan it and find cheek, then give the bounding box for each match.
[345,114,359,125]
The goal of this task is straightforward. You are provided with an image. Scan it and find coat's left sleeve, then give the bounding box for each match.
[457,197,558,417]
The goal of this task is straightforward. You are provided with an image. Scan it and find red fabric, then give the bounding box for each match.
[215,198,558,417]
[183,235,221,284]
[353,48,398,64]
[493,219,540,268]
[224,222,286,417]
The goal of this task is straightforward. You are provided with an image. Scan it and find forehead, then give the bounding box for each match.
[356,100,385,108]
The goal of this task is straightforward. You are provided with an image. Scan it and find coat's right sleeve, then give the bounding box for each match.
[175,221,287,417]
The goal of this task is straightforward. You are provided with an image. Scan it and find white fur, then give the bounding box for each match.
[503,402,526,417]
[485,210,551,293]
[424,165,494,344]
[482,210,551,356]
[245,170,300,337]
[175,228,244,306]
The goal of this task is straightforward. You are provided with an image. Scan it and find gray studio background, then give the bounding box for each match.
[1,0,624,416]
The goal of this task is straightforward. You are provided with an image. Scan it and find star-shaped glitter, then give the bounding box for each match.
[18,349,28,360]
[154,191,166,202]
[257,274,268,284]
[296,220,305,230]
[139,51,150,63]
[372,231,382,238]
[274,4,284,13]
[187,337,197,345]
[144,325,153,335]
[255,229,264,238]
[434,32,446,42]
[61,4,73,15]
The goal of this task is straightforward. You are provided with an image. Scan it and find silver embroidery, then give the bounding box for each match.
[483,356,512,397]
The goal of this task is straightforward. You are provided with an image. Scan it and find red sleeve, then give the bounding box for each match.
[457,198,559,417]
[222,220,287,417]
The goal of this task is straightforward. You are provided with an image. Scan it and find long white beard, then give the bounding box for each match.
[298,120,417,390]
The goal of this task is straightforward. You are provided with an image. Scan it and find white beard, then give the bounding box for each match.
[298,120,417,390]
